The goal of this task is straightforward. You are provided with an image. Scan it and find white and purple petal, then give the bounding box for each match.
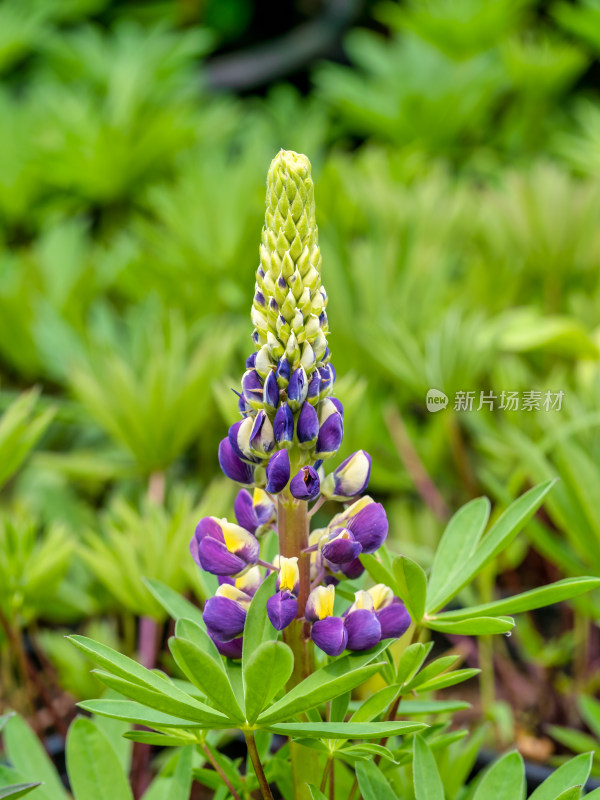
[290,466,320,500]
[273,403,294,445]
[296,403,319,445]
[315,411,343,458]
[321,528,362,565]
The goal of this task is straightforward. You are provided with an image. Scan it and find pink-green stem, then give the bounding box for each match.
[245,730,274,800]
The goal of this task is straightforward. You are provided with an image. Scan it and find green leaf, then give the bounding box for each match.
[330,692,351,722]
[0,786,42,800]
[394,556,427,622]
[268,721,425,739]
[123,731,194,747]
[578,694,600,739]
[242,573,278,672]
[307,786,328,800]
[427,496,490,612]
[415,668,480,693]
[551,788,582,800]
[174,618,223,669]
[243,640,294,724]
[360,554,400,595]
[425,616,515,635]
[472,751,526,800]
[396,643,433,685]
[350,685,400,723]
[78,699,229,729]
[3,715,68,800]
[405,655,461,690]
[143,746,194,800]
[338,743,397,763]
[0,714,14,733]
[66,717,133,800]
[169,636,244,722]
[413,734,444,800]
[356,761,397,800]
[528,753,592,800]
[143,578,205,628]
[436,578,600,620]
[398,700,470,715]
[548,726,599,754]
[427,481,555,613]
[91,670,228,726]
[257,645,392,724]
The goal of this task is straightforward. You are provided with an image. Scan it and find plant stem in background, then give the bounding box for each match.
[132,470,166,798]
[244,730,275,800]
[200,742,243,800]
[385,405,449,521]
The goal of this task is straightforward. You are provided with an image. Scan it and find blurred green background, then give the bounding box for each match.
[1,0,600,769]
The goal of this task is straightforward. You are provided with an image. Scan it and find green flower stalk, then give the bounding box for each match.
[253,150,329,376]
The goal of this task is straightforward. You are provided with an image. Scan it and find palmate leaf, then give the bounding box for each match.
[257,642,392,724]
[66,718,132,800]
[267,721,425,739]
[242,572,278,670]
[426,480,555,613]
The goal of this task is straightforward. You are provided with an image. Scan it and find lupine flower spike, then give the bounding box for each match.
[190,150,411,661]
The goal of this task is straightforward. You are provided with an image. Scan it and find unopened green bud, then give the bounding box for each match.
[252,150,330,375]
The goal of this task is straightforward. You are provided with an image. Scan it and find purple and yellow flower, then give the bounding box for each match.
[203,584,252,641]
[329,496,388,553]
[267,557,300,630]
[290,465,320,500]
[190,517,260,576]
[209,633,243,659]
[219,565,263,597]
[343,590,381,651]
[367,584,411,639]
[234,488,275,535]
[306,585,348,656]
[321,450,372,501]
[249,410,275,456]
[320,527,362,565]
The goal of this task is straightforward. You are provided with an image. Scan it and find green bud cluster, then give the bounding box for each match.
[252,150,330,379]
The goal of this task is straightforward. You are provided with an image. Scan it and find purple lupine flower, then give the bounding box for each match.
[263,371,280,410]
[312,617,348,656]
[343,590,382,651]
[246,353,257,368]
[318,364,336,394]
[191,517,260,576]
[210,633,244,659]
[267,591,298,630]
[218,438,256,486]
[315,409,343,459]
[330,496,388,553]
[265,449,291,494]
[218,565,263,597]
[321,450,371,501]
[340,557,365,579]
[296,402,319,445]
[368,584,411,639]
[321,527,362,565]
[203,585,251,641]
[306,586,348,656]
[234,489,275,535]
[273,403,294,445]
[249,411,275,456]
[288,367,308,410]
[290,466,320,500]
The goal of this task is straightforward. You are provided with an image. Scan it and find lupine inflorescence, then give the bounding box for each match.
[190,150,411,659]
